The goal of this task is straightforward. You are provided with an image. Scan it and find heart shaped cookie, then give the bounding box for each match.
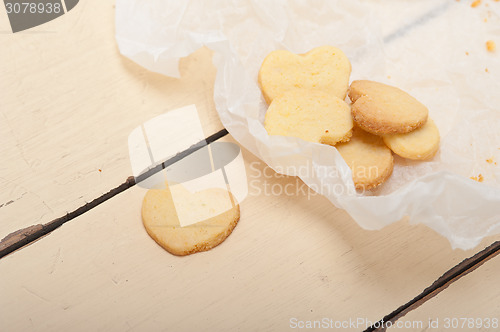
[336,127,394,190]
[383,118,440,160]
[258,46,351,104]
[349,80,429,135]
[264,90,353,146]
[142,184,240,256]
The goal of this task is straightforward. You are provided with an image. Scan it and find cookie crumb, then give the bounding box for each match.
[485,68,489,72]
[486,40,496,52]
[471,174,484,182]
[471,0,481,8]
[486,158,497,165]
[465,51,470,55]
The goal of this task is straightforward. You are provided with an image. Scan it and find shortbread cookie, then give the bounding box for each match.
[258,46,351,104]
[142,184,239,256]
[383,118,440,160]
[264,90,353,145]
[349,80,428,135]
[336,128,394,190]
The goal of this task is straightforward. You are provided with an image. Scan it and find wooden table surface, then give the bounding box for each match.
[1,1,500,331]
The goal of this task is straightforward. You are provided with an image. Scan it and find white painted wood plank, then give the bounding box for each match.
[399,254,500,331]
[0,0,460,240]
[0,0,223,239]
[1,137,499,332]
[1,2,498,329]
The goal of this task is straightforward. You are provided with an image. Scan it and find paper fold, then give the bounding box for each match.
[116,0,500,249]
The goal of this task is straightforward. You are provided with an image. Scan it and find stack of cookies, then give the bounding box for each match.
[259,46,440,190]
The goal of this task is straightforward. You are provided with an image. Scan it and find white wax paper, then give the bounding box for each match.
[116,0,500,249]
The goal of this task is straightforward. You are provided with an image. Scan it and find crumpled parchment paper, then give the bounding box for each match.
[116,0,500,249]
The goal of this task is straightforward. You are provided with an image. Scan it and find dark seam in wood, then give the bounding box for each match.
[365,241,500,332]
[0,176,136,259]
[383,2,450,44]
[0,200,15,208]
[0,128,229,259]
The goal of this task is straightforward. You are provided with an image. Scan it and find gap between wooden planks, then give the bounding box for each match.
[0,129,228,258]
[2,130,500,331]
[0,0,223,241]
[367,241,500,332]
[2,1,498,329]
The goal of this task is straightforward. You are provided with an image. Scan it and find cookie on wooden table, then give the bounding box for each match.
[349,80,428,135]
[142,184,240,256]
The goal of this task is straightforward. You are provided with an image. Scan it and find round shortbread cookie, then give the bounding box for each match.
[142,185,240,256]
[383,118,440,160]
[264,90,353,146]
[258,45,351,104]
[349,80,428,135]
[336,128,394,190]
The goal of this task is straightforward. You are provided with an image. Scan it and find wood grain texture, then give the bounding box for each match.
[0,0,223,239]
[1,1,500,331]
[397,244,500,332]
[367,241,500,331]
[1,136,499,332]
[0,176,136,258]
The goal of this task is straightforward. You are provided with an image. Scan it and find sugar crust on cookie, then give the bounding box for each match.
[349,80,428,135]
[335,128,394,190]
[264,90,353,145]
[142,185,240,256]
[258,45,351,104]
